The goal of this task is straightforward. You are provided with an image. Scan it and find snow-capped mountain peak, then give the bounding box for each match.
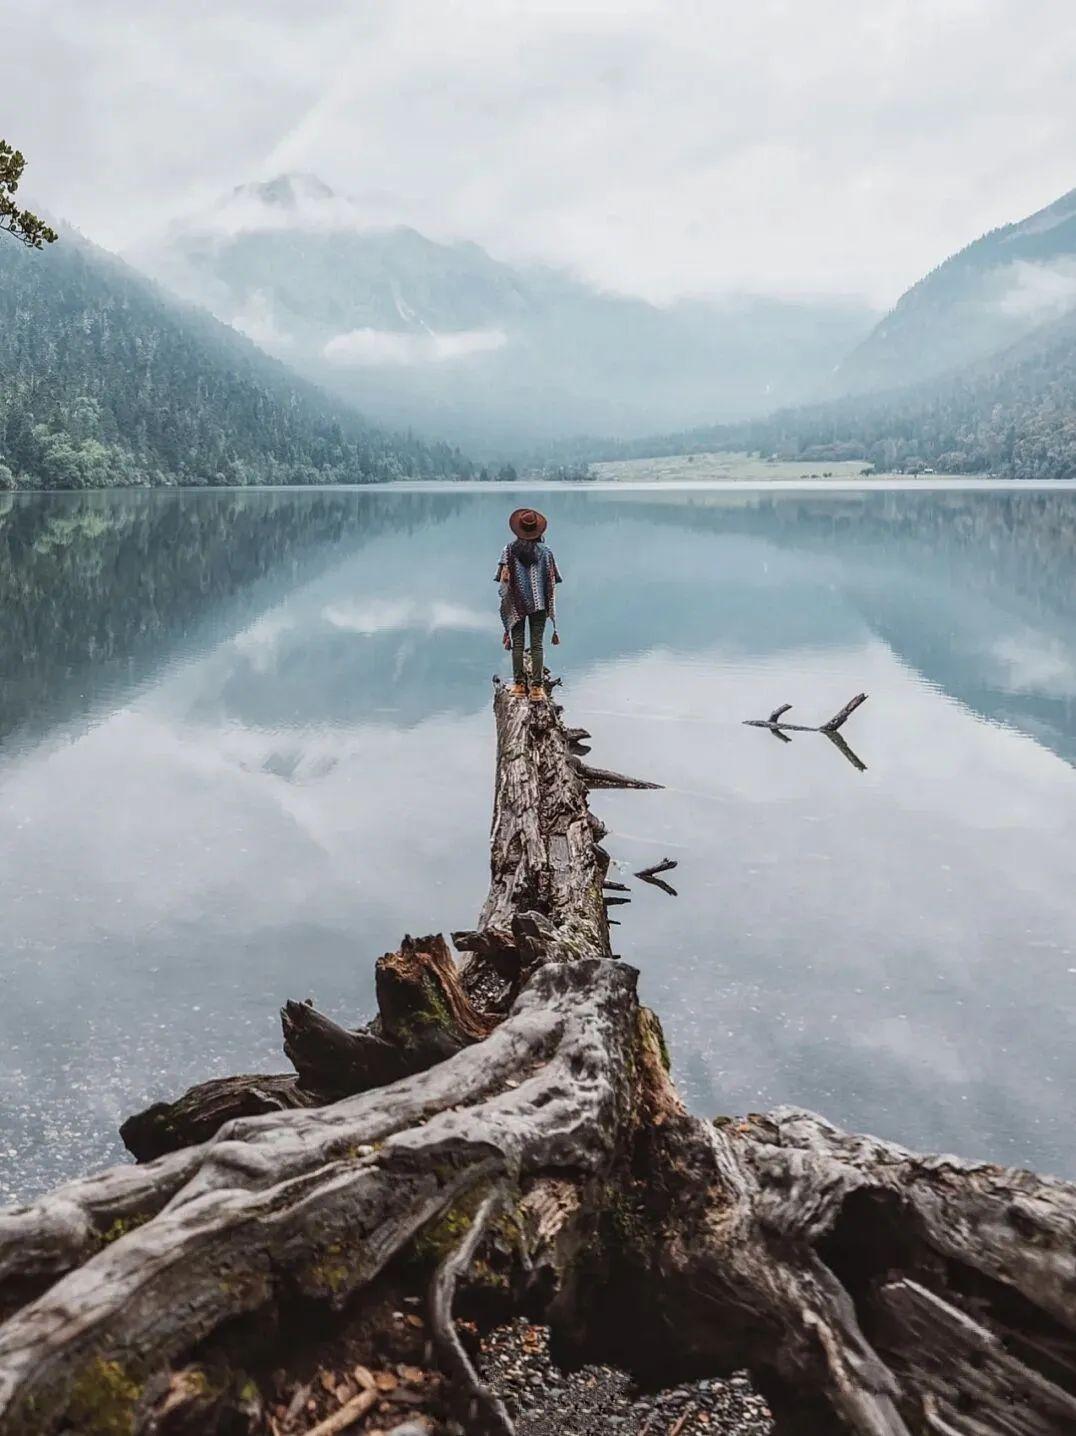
[178,172,392,239]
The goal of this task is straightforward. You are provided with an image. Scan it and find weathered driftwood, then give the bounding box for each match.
[744,694,869,734]
[120,933,497,1162]
[119,1073,316,1163]
[562,726,591,745]
[635,857,679,897]
[745,694,870,771]
[0,682,1073,1436]
[636,858,677,880]
[571,758,662,791]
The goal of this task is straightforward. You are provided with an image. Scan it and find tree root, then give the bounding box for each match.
[428,1184,515,1435]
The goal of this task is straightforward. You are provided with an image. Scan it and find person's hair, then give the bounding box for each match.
[510,536,543,566]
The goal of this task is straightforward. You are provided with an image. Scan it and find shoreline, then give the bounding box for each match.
[6,475,1076,498]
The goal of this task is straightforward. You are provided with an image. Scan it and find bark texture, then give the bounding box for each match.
[0,682,1072,1436]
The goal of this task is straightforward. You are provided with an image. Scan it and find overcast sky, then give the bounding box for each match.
[8,0,1076,306]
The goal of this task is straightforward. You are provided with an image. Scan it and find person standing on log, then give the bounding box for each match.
[497,507,561,700]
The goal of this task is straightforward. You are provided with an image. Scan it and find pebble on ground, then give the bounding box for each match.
[479,1319,773,1436]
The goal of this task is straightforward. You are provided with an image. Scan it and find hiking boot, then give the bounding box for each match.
[508,682,527,697]
[529,685,546,701]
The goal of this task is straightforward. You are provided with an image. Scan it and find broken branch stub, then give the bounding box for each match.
[571,758,662,791]
[636,857,679,897]
[820,692,869,732]
[635,858,677,880]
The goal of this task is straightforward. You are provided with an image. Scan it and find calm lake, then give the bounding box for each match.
[2,481,1075,1201]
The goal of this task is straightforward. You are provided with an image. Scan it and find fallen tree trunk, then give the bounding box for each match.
[0,683,1073,1436]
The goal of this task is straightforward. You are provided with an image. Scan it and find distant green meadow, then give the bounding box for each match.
[588,451,967,483]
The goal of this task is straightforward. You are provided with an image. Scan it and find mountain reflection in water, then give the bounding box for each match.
[1,483,1073,1200]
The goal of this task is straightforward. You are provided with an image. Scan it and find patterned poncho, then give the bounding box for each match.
[497,541,562,634]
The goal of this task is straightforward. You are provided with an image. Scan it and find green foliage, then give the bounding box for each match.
[412,1185,487,1265]
[308,1241,352,1295]
[605,1183,650,1255]
[100,1213,149,1247]
[64,1357,140,1436]
[652,1017,671,1073]
[0,230,473,491]
[413,1203,473,1264]
[0,141,57,250]
[419,977,453,1030]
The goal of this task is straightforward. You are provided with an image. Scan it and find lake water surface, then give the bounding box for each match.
[2,482,1074,1200]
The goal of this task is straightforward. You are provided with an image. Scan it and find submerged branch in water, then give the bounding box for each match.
[744,693,870,771]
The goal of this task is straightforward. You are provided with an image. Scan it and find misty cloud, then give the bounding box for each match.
[992,634,1076,698]
[996,258,1076,321]
[6,1,1076,307]
[230,290,295,350]
[323,326,508,367]
[322,599,493,634]
[181,173,398,240]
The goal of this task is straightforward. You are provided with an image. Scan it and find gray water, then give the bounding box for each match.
[1,482,1074,1202]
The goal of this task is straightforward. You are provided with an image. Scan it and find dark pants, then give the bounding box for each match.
[511,611,547,686]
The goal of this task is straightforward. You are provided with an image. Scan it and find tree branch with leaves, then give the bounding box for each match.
[0,141,57,249]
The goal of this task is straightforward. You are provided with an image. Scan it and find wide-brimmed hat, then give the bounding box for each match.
[509,507,547,539]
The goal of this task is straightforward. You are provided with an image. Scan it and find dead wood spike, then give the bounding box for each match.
[563,727,591,744]
[572,759,662,790]
[636,858,679,897]
[820,692,869,732]
[635,859,677,880]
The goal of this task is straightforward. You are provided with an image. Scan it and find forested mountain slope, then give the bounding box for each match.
[587,307,1076,480]
[736,308,1076,478]
[834,185,1076,395]
[0,230,471,490]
